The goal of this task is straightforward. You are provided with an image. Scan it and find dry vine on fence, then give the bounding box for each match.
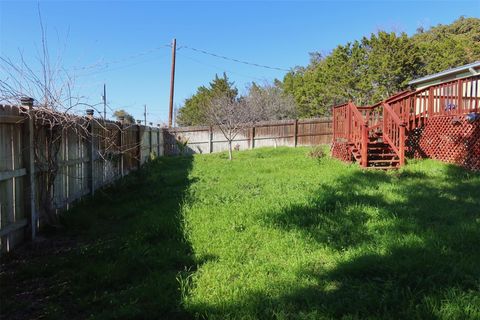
[0,16,140,226]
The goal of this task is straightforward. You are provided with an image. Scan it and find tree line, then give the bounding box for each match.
[177,16,480,126]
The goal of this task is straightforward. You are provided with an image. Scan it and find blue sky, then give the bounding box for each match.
[1,1,479,125]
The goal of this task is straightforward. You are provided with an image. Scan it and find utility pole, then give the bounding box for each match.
[168,38,176,128]
[103,83,107,119]
[144,104,147,126]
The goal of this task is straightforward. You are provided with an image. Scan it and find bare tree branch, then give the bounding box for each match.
[204,95,257,160]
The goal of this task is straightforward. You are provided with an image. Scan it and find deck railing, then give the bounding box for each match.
[382,102,406,165]
[387,74,480,130]
[332,102,349,142]
[349,102,368,166]
[333,102,369,166]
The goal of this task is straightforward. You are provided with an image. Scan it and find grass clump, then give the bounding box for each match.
[1,147,480,319]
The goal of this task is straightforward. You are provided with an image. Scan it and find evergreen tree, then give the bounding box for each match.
[282,17,480,118]
[176,73,238,126]
[364,31,421,101]
[413,16,480,75]
[113,109,135,124]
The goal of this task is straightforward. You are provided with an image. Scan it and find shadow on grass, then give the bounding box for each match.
[0,156,198,320]
[194,163,480,319]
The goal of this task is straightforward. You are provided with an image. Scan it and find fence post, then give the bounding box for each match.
[294,119,298,147]
[118,117,125,177]
[209,126,213,153]
[149,124,153,156]
[102,120,107,185]
[86,109,95,195]
[250,126,255,149]
[157,125,161,156]
[21,97,37,240]
[137,124,142,168]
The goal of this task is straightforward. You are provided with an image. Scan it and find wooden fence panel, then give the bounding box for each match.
[254,120,295,148]
[165,126,211,155]
[0,105,27,252]
[164,117,333,155]
[211,128,250,152]
[156,128,164,156]
[100,122,122,183]
[122,125,139,173]
[297,118,332,145]
[150,129,158,157]
[140,126,151,164]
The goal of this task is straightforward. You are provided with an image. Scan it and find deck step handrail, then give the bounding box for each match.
[382,102,406,166]
[347,102,368,166]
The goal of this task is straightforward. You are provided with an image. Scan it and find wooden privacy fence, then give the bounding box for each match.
[0,102,164,253]
[164,117,333,155]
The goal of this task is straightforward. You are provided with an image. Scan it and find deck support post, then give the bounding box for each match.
[457,79,463,114]
[347,103,352,142]
[399,123,406,166]
[361,123,368,167]
[332,108,336,142]
[428,87,434,122]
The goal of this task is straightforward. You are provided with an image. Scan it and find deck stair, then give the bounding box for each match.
[332,73,480,170]
[349,132,401,169]
[332,100,406,170]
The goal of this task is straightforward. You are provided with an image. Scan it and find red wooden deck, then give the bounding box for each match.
[332,74,480,170]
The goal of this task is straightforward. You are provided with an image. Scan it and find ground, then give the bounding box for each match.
[1,147,480,320]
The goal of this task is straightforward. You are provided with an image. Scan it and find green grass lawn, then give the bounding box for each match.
[1,147,480,319]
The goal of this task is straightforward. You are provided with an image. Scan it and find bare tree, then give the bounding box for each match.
[245,82,297,121]
[205,95,256,160]
[0,11,128,226]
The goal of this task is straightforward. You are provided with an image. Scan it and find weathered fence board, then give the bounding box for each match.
[165,117,332,155]
[0,106,27,252]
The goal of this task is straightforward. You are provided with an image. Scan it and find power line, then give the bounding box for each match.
[178,44,291,72]
[177,52,267,82]
[70,42,290,79]
[72,44,172,72]
[76,53,170,77]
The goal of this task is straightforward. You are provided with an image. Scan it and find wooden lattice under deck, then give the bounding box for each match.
[410,115,480,171]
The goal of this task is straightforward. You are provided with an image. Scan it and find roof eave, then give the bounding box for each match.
[408,61,480,86]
